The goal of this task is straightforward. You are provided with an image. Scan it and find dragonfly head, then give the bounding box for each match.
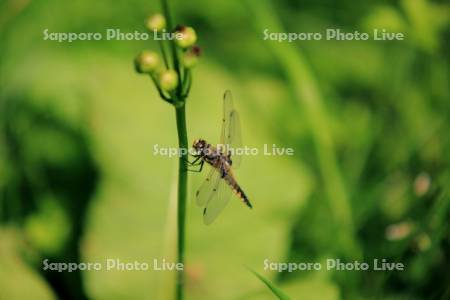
[193,139,207,154]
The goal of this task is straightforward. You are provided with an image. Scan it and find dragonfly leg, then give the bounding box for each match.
[183,155,202,166]
[187,160,204,172]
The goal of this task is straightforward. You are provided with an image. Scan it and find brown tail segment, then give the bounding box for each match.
[225,175,252,208]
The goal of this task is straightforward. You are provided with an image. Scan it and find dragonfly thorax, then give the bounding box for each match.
[193,139,223,165]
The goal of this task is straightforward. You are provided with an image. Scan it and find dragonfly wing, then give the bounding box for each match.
[228,110,242,168]
[220,90,243,169]
[196,166,221,207]
[220,90,233,145]
[203,171,233,225]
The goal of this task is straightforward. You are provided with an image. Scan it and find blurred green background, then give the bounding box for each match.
[0,0,449,299]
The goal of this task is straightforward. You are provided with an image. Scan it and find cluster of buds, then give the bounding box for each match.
[134,13,201,104]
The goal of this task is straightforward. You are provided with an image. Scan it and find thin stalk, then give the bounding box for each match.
[149,74,171,102]
[182,70,192,96]
[158,39,170,69]
[161,0,183,98]
[161,0,174,30]
[174,103,188,300]
[158,2,189,298]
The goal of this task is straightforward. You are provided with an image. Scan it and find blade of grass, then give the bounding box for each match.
[244,0,360,258]
[249,269,291,300]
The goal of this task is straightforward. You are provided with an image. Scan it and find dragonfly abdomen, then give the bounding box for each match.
[224,174,252,208]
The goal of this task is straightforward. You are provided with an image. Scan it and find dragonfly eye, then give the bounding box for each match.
[193,139,206,152]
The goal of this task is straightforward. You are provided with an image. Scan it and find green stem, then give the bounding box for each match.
[158,39,170,69]
[161,0,173,30]
[160,2,188,298]
[161,0,183,98]
[149,73,171,102]
[174,103,188,300]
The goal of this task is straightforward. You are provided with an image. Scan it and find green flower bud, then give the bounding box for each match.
[182,46,201,68]
[175,26,197,48]
[146,14,166,32]
[159,70,178,91]
[134,50,160,73]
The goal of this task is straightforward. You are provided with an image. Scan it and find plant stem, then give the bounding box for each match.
[174,102,188,300]
[161,0,173,30]
[160,2,189,298]
[158,40,170,69]
[161,0,183,98]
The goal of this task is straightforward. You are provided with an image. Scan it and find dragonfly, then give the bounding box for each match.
[188,90,252,225]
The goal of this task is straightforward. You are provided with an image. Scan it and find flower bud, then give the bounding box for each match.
[145,14,166,32]
[175,26,197,48]
[159,70,178,91]
[134,50,160,73]
[182,46,201,68]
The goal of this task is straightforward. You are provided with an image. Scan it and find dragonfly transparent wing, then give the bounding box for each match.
[196,166,221,207]
[228,110,242,168]
[220,90,243,168]
[203,170,233,225]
